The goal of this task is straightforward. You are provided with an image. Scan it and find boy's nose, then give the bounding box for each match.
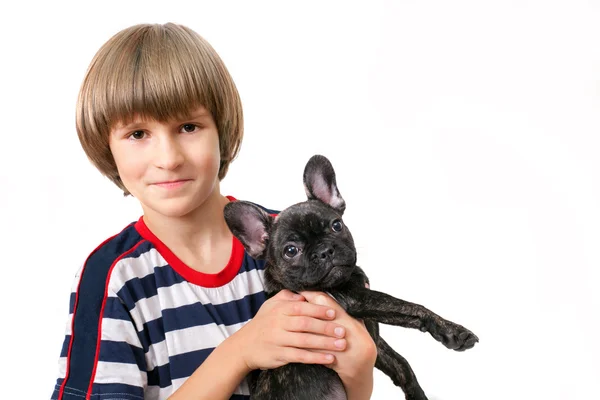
[154,137,185,170]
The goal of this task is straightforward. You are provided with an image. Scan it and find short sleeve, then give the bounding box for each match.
[51,265,147,400]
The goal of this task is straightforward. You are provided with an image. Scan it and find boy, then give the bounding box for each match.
[52,23,376,400]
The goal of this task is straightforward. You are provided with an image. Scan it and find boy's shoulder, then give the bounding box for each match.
[75,197,277,291]
[75,220,149,288]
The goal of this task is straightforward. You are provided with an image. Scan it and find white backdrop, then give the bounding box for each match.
[1,1,599,399]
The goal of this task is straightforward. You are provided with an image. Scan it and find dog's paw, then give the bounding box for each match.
[406,387,429,400]
[431,322,479,351]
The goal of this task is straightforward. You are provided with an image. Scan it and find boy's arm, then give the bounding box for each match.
[169,289,349,399]
[167,333,250,400]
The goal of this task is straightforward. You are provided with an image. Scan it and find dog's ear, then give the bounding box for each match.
[303,155,346,214]
[224,201,274,259]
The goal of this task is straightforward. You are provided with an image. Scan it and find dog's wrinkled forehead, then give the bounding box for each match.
[272,201,341,243]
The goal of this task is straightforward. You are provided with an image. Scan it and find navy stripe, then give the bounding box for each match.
[60,335,70,358]
[162,291,266,332]
[239,253,266,273]
[91,383,145,399]
[103,296,135,320]
[138,317,165,351]
[61,224,143,397]
[153,263,187,288]
[147,361,172,388]
[170,347,213,381]
[99,340,146,371]
[118,265,185,309]
[54,382,145,400]
[51,378,63,399]
[127,239,154,259]
[69,292,76,314]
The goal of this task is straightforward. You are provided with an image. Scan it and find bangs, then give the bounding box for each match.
[76,23,244,193]
[82,24,220,131]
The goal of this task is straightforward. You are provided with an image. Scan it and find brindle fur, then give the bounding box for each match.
[224,155,478,400]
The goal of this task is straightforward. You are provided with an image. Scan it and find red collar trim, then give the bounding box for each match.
[133,195,244,288]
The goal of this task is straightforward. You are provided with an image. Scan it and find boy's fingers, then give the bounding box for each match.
[283,301,336,320]
[280,348,335,365]
[286,316,346,338]
[285,332,347,352]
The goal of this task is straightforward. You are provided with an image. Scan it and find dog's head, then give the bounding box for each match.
[224,155,357,292]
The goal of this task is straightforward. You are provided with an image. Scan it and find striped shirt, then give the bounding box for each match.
[52,200,275,400]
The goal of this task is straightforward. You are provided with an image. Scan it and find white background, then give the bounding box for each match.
[1,1,599,399]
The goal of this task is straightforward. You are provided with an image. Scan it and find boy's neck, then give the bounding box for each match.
[141,187,234,274]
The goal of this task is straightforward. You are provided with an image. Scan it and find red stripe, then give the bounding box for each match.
[135,217,244,287]
[58,233,120,400]
[86,239,145,399]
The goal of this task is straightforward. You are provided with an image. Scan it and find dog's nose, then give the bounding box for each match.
[312,246,334,262]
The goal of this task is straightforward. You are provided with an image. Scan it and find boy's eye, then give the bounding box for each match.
[130,130,146,140]
[182,124,198,133]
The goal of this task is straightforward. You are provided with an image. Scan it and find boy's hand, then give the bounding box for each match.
[301,291,377,400]
[232,289,348,371]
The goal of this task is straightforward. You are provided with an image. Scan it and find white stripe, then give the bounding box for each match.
[128,293,161,332]
[101,318,143,347]
[94,360,148,388]
[162,268,264,309]
[143,338,169,371]
[237,378,250,395]
[57,356,67,378]
[142,321,249,371]
[108,247,168,289]
[145,383,173,400]
[165,321,247,357]
[64,314,73,336]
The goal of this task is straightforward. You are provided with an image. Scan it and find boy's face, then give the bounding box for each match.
[109,106,221,218]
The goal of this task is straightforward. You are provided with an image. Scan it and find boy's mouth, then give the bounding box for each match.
[152,179,192,189]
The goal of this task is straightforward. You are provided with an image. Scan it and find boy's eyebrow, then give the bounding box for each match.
[112,108,211,131]
[112,121,146,131]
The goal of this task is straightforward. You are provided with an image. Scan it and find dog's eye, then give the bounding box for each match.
[284,245,299,258]
[331,219,343,232]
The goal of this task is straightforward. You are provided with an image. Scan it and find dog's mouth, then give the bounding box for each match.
[309,264,353,289]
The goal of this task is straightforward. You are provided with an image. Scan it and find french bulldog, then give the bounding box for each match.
[223,155,478,400]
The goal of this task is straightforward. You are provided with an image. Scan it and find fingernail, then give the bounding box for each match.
[334,327,345,337]
[325,354,334,361]
[334,339,345,349]
[326,309,335,318]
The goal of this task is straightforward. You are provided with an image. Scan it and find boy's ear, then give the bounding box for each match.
[303,155,346,214]
[224,201,273,259]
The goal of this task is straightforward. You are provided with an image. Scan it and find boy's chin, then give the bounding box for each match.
[143,197,202,219]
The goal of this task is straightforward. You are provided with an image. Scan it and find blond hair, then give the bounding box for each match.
[76,23,243,195]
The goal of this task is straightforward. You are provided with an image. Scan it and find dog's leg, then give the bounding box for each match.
[333,287,479,351]
[376,336,428,400]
